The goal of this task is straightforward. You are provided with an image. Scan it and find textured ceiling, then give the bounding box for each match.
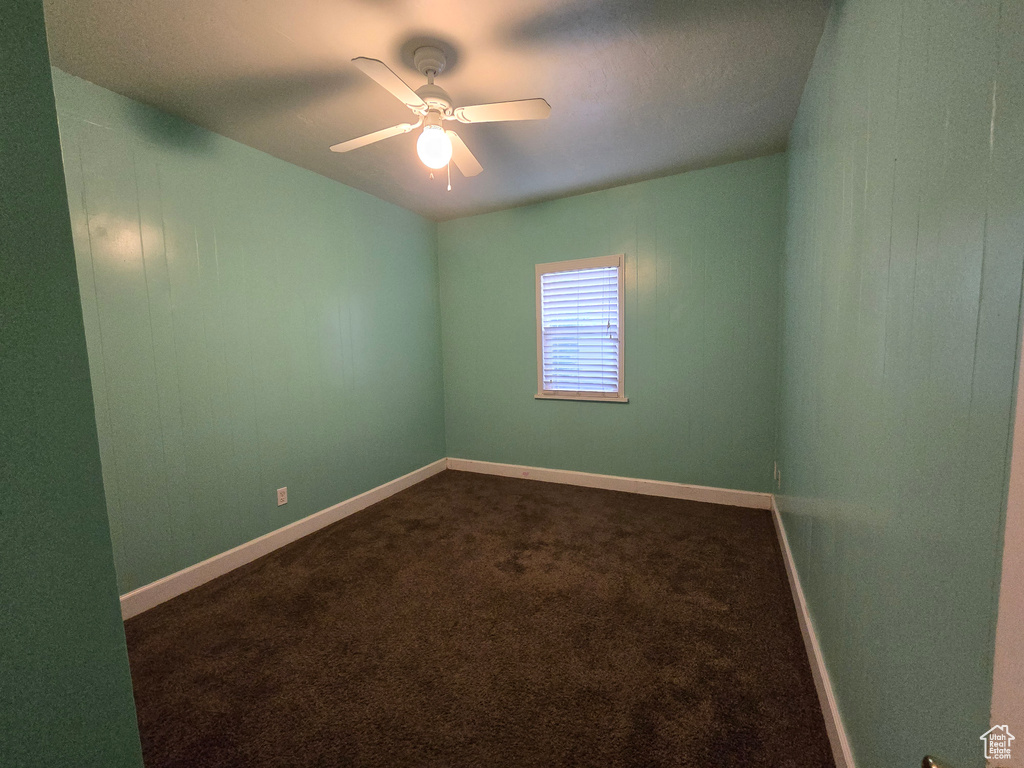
[42,0,827,221]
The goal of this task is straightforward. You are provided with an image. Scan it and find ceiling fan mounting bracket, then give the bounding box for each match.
[413,46,447,78]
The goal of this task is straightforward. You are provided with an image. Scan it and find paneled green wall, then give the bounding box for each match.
[51,70,446,595]
[0,3,142,765]
[778,0,1024,765]
[438,155,785,492]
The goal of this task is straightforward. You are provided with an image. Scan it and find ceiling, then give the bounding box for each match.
[42,0,828,221]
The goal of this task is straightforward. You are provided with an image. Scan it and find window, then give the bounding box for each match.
[535,254,626,402]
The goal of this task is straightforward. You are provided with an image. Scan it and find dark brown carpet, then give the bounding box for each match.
[125,470,834,768]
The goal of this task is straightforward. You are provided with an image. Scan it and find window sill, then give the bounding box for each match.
[535,393,629,403]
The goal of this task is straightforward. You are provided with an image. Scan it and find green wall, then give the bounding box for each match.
[51,70,446,595]
[438,155,785,492]
[0,3,143,766]
[778,0,1024,765]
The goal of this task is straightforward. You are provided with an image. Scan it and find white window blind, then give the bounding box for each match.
[536,255,625,401]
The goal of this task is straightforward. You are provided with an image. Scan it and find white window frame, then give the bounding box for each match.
[535,254,627,403]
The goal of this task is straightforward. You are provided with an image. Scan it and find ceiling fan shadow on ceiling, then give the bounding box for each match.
[330,46,551,182]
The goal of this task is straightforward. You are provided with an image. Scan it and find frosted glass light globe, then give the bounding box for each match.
[416,125,453,169]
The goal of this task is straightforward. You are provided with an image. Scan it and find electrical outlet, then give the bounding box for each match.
[277,487,287,506]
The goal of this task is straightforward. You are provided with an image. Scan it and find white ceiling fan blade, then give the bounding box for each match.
[352,57,426,111]
[330,122,418,153]
[453,98,551,124]
[447,131,483,177]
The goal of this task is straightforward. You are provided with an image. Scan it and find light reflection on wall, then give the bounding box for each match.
[87,212,161,268]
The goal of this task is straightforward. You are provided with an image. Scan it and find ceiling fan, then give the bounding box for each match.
[330,46,551,179]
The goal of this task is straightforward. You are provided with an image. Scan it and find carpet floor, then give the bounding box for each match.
[125,470,835,767]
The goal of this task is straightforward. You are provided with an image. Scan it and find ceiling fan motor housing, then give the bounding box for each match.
[416,83,452,114]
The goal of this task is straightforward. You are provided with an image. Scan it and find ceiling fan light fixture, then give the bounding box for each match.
[417,124,452,169]
[335,50,550,180]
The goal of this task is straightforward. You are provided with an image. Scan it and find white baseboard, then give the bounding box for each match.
[120,458,767,619]
[120,454,852,766]
[446,458,772,510]
[119,458,447,620]
[771,496,855,768]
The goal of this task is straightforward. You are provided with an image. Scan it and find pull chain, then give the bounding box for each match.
[447,163,452,191]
